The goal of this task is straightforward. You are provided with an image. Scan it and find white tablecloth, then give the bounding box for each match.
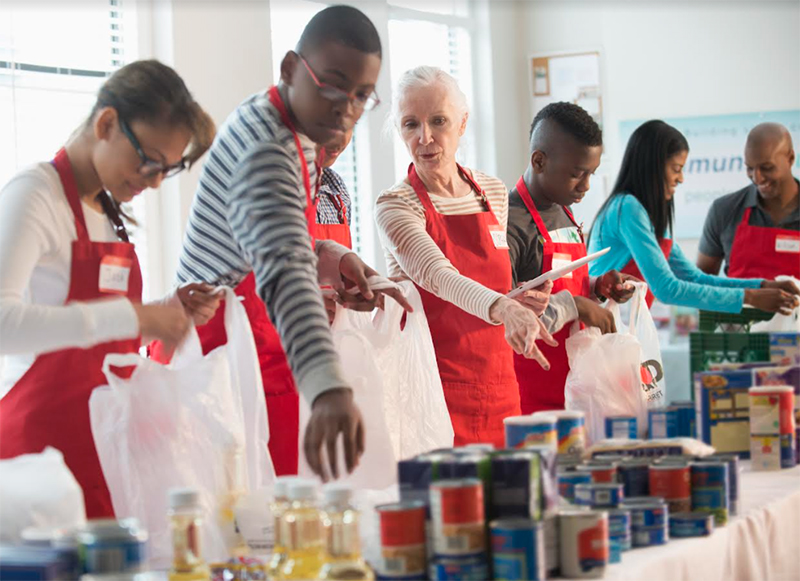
[601,462,800,581]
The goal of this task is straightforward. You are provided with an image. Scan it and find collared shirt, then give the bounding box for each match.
[699,180,800,274]
[316,168,351,225]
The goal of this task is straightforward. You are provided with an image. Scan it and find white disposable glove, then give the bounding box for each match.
[513,279,553,316]
[490,296,558,370]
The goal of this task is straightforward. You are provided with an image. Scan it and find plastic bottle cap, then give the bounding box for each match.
[274,476,300,499]
[287,479,318,501]
[322,482,353,505]
[169,487,200,509]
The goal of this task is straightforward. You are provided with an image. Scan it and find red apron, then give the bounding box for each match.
[513,177,592,413]
[621,239,674,308]
[0,148,143,518]
[727,207,800,279]
[316,188,352,248]
[409,163,519,447]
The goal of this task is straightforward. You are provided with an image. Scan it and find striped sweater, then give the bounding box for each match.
[176,89,347,404]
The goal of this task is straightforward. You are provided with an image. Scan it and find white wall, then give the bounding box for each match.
[518,0,800,256]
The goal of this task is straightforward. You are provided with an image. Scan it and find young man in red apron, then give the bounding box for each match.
[508,103,637,413]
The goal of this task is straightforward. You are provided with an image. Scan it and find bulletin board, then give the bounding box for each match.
[529,51,603,129]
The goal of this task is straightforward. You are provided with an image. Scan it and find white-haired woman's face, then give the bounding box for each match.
[397,83,467,173]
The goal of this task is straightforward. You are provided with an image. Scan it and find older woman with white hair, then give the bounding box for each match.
[375,66,557,447]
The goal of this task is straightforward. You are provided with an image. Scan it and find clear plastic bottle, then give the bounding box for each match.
[267,476,298,579]
[279,479,324,580]
[168,488,211,581]
[318,483,374,581]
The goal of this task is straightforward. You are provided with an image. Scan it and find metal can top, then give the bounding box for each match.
[669,512,713,522]
[575,482,623,491]
[431,477,482,489]
[375,500,427,513]
[621,496,666,507]
[504,414,557,426]
[560,508,609,519]
[489,518,542,530]
[650,460,690,469]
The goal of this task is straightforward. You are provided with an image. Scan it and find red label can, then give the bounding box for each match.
[649,463,691,513]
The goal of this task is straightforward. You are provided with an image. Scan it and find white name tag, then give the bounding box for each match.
[552,253,573,278]
[99,255,132,295]
[775,235,800,254]
[489,224,509,249]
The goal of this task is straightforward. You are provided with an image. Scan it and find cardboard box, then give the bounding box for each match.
[770,333,800,366]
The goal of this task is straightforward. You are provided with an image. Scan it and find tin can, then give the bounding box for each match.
[607,508,632,552]
[548,410,587,457]
[670,401,697,438]
[558,471,592,503]
[460,443,495,453]
[690,462,729,526]
[577,462,618,484]
[77,518,148,574]
[398,454,449,507]
[558,509,609,578]
[618,458,650,497]
[489,519,545,581]
[429,479,486,557]
[649,463,691,514]
[375,502,427,580]
[440,454,493,518]
[605,416,637,439]
[648,408,678,439]
[631,525,668,547]
[490,452,543,521]
[705,454,740,516]
[621,497,668,528]
[574,483,624,508]
[429,555,488,580]
[669,512,714,538]
[504,414,558,450]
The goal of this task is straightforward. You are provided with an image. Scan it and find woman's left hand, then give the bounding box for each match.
[176,282,223,326]
[514,280,553,316]
[761,279,800,297]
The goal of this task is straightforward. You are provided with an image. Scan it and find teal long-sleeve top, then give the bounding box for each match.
[587,194,763,313]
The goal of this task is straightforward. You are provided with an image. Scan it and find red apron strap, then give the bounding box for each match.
[562,205,585,243]
[329,191,348,225]
[410,162,499,221]
[741,207,752,225]
[516,176,552,243]
[52,148,89,242]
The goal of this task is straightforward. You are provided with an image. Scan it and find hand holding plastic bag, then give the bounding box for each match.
[751,276,800,332]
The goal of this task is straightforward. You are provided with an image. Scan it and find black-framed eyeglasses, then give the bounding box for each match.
[119,118,187,179]
[297,53,380,112]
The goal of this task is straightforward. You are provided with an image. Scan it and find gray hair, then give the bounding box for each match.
[390,66,469,129]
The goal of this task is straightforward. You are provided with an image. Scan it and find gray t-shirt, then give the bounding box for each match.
[699,180,800,274]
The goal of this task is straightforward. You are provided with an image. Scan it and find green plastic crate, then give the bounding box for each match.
[698,308,773,332]
[689,331,771,400]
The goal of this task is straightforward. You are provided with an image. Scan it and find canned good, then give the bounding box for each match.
[558,471,592,503]
[460,443,495,453]
[504,415,558,450]
[375,502,427,580]
[577,462,618,484]
[490,452,543,521]
[670,401,697,438]
[398,454,449,507]
[605,416,637,439]
[489,519,545,581]
[549,410,587,457]
[77,518,148,574]
[574,483,624,508]
[429,554,488,580]
[648,408,678,439]
[440,454,493,519]
[618,459,650,497]
[621,497,668,528]
[607,509,632,552]
[559,509,609,578]
[706,454,740,516]
[669,512,714,538]
[649,463,691,514]
[429,479,486,557]
[690,462,729,526]
[631,525,668,547]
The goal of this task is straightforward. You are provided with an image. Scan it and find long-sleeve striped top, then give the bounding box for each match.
[375,169,509,323]
[176,89,347,404]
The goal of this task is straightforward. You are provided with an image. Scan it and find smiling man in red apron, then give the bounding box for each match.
[697,123,800,286]
[508,103,637,414]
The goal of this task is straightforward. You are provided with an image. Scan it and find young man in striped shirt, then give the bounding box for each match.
[175,6,408,480]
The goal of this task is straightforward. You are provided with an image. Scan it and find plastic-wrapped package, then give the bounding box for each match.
[89,288,274,568]
[0,447,86,543]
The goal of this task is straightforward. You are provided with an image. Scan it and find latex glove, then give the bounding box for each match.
[761,279,800,296]
[595,270,639,303]
[574,295,616,334]
[337,253,414,313]
[175,282,224,326]
[490,297,558,370]
[514,279,553,316]
[304,387,365,482]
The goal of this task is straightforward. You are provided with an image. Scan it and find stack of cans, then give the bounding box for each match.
[621,497,669,547]
[489,518,546,581]
[617,458,650,497]
[558,509,609,578]
[690,461,730,526]
[648,460,691,514]
[706,453,740,516]
[573,482,627,563]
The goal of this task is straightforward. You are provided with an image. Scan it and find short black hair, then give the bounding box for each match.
[296,5,382,58]
[529,102,602,147]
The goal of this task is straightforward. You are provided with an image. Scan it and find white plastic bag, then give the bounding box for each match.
[751,276,800,333]
[0,447,87,543]
[611,282,667,406]
[298,281,452,486]
[89,287,274,568]
[564,326,649,444]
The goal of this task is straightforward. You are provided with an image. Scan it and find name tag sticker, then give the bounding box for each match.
[775,235,800,254]
[552,253,573,278]
[488,224,509,249]
[99,255,132,295]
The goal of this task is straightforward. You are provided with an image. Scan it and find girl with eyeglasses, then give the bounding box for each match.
[0,59,220,518]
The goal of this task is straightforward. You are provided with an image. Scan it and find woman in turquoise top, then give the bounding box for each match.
[588,120,798,314]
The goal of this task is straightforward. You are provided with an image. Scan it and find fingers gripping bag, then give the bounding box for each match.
[90,287,274,568]
[751,276,800,333]
[298,280,453,486]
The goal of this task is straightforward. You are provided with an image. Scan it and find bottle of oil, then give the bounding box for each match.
[219,448,249,559]
[279,479,324,580]
[318,483,374,581]
[168,488,211,581]
[267,476,298,579]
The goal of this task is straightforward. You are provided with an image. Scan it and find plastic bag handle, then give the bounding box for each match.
[101,352,145,382]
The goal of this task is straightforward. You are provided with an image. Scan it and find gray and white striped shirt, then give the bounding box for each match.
[176,89,346,403]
